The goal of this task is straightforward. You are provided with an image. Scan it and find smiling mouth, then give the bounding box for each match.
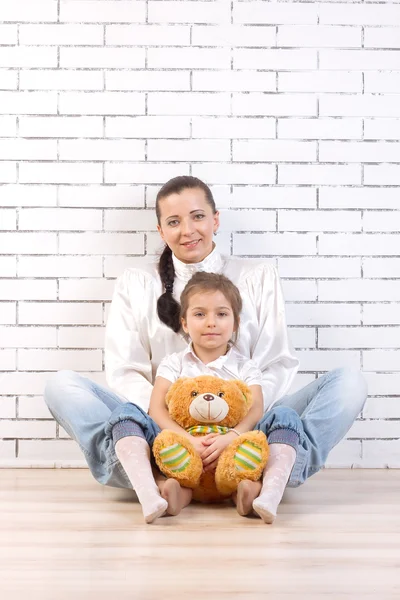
[195,407,223,421]
[181,239,201,247]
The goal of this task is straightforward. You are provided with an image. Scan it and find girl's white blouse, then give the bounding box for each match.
[105,246,299,412]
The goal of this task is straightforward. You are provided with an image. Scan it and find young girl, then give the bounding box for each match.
[113,272,305,524]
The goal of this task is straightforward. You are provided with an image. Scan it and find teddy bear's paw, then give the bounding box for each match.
[159,442,192,474]
[234,440,265,474]
[153,433,203,489]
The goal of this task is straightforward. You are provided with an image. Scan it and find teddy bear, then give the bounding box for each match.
[152,375,269,503]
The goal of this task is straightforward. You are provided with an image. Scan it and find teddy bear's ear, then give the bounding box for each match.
[165,377,188,407]
[231,380,253,407]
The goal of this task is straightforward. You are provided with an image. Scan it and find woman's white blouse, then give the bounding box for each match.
[157,343,263,387]
[105,246,299,412]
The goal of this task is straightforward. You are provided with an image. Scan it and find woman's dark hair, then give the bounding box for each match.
[155,176,217,333]
[180,272,242,342]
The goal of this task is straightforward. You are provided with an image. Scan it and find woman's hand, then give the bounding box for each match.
[201,431,238,472]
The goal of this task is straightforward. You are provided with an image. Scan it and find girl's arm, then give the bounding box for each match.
[231,384,264,434]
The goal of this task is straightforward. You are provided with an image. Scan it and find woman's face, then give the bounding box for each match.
[157,188,219,264]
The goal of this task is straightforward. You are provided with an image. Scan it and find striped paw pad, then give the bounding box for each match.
[234,441,263,472]
[159,443,191,473]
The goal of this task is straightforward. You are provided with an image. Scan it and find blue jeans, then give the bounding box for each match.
[44,368,367,490]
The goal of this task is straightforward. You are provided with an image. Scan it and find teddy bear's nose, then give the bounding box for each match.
[203,394,214,402]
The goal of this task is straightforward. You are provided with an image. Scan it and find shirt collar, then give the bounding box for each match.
[183,341,234,368]
[172,244,224,284]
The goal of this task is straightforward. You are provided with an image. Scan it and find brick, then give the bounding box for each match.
[18,397,52,419]
[19,116,103,138]
[19,208,102,231]
[363,258,400,278]
[278,118,362,140]
[279,165,361,185]
[148,47,230,69]
[19,163,103,184]
[325,440,362,468]
[20,70,103,91]
[233,2,318,25]
[319,327,400,349]
[60,1,146,23]
[58,326,105,349]
[364,351,400,373]
[363,441,400,469]
[0,350,16,371]
[59,185,145,208]
[18,349,102,371]
[279,210,361,232]
[364,27,400,50]
[233,140,317,162]
[0,209,17,230]
[288,327,316,349]
[0,233,57,254]
[60,92,145,116]
[278,25,361,48]
[285,303,361,326]
[106,71,190,91]
[61,47,145,68]
[0,420,56,439]
[19,302,103,325]
[365,373,400,396]
[320,187,400,210]
[0,116,17,136]
[0,25,18,44]
[0,46,57,68]
[19,23,103,45]
[365,165,400,186]
[0,279,56,301]
[19,256,102,278]
[148,1,230,24]
[0,372,49,395]
[231,186,316,208]
[364,73,400,95]
[104,209,157,231]
[363,212,400,233]
[0,303,16,325]
[319,233,399,256]
[233,233,317,256]
[348,419,400,440]
[148,139,230,162]
[192,117,275,139]
[0,139,56,160]
[320,94,400,117]
[218,209,276,232]
[0,70,18,90]
[106,24,190,45]
[0,92,57,115]
[59,139,145,161]
[278,72,362,93]
[105,163,189,184]
[296,350,360,372]
[193,163,275,185]
[319,279,400,301]
[0,398,16,419]
[18,440,85,462]
[104,256,148,277]
[0,326,57,348]
[59,232,144,255]
[59,279,115,301]
[363,398,400,419]
[193,70,276,92]
[320,4,400,26]
[0,257,16,276]
[1,185,56,207]
[233,93,317,116]
[282,280,318,301]
[320,141,400,163]
[106,116,190,138]
[192,25,276,47]
[0,162,17,183]
[0,1,57,23]
[364,305,400,326]
[234,48,317,70]
[278,257,361,278]
[364,117,400,140]
[148,92,230,116]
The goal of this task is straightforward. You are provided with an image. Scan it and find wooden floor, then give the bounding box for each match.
[0,469,399,600]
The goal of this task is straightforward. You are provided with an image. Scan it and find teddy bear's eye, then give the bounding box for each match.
[218,392,225,398]
[191,391,198,397]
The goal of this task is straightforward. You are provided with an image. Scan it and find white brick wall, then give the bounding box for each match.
[0,0,399,469]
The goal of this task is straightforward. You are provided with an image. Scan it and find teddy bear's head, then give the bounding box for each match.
[164,375,252,430]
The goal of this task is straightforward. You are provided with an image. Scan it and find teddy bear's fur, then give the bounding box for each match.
[152,375,269,503]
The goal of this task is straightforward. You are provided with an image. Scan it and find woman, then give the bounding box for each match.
[45,176,367,519]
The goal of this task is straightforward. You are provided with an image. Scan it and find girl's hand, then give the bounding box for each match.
[189,435,211,456]
[201,431,238,472]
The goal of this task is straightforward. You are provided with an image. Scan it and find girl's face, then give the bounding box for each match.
[157,188,219,264]
[181,290,236,355]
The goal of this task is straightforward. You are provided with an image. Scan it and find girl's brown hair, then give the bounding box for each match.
[155,176,217,333]
[180,272,242,341]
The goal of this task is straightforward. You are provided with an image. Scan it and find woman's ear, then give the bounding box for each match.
[213,210,220,234]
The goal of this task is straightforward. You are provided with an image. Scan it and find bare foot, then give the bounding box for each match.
[153,468,192,516]
[233,480,262,516]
